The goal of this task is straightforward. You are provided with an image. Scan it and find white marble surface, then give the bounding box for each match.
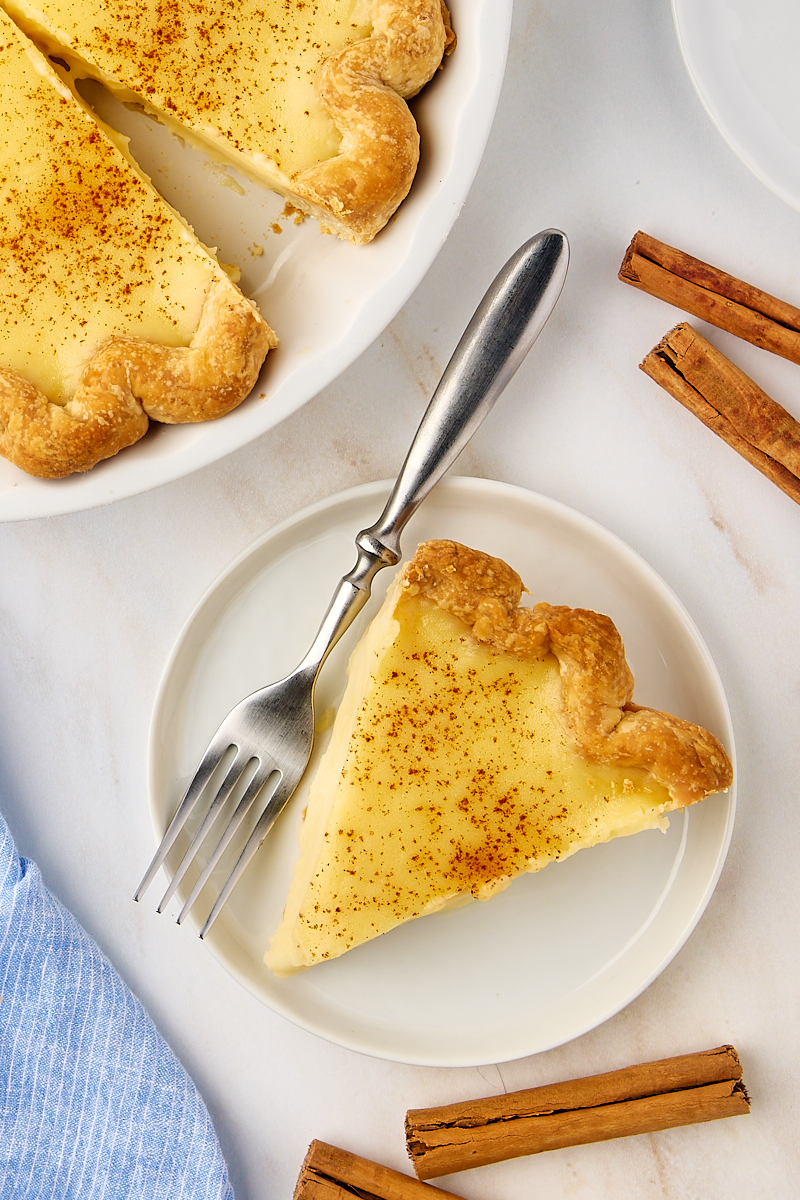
[1,0,799,1195]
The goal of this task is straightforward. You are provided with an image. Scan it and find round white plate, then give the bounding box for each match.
[148,477,736,1067]
[673,0,800,212]
[0,2,511,522]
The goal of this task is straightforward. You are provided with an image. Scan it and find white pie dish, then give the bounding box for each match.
[0,0,512,521]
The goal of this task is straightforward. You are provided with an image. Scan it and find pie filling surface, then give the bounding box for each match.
[266,540,733,975]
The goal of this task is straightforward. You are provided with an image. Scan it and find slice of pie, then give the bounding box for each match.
[0,12,276,478]
[4,0,453,244]
[266,540,733,975]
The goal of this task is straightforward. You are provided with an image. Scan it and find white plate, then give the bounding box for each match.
[148,477,736,1067]
[673,0,800,212]
[0,2,510,522]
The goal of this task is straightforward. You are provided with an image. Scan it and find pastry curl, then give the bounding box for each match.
[540,604,732,805]
[292,0,451,244]
[0,279,276,479]
[401,540,733,806]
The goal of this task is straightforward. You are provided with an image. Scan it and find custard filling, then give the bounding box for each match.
[267,596,675,974]
[0,13,226,401]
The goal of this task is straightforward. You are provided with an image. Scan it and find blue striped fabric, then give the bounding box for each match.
[0,810,235,1200]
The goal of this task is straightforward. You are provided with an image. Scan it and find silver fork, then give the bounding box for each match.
[134,228,569,938]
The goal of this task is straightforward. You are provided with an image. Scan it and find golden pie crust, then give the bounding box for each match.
[0,280,275,479]
[5,0,454,245]
[403,541,733,805]
[291,0,455,243]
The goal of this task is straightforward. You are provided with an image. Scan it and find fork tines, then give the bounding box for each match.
[134,737,278,935]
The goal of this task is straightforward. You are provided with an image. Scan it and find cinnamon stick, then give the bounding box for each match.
[620,231,800,364]
[641,322,800,506]
[294,1141,468,1200]
[406,1046,749,1180]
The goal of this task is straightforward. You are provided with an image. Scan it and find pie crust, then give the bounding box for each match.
[291,0,455,243]
[0,280,275,478]
[403,541,733,806]
[266,540,733,974]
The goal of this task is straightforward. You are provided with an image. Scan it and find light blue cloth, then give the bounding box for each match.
[0,810,235,1199]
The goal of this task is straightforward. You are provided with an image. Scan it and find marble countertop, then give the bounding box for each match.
[1,0,798,1195]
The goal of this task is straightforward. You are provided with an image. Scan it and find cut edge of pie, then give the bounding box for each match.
[0,0,452,476]
[265,540,733,975]
[4,0,455,245]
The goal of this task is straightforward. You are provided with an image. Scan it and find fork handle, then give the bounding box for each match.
[298,229,569,677]
[364,228,568,558]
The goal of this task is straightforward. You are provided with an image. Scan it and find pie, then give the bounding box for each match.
[0,10,276,477]
[265,540,733,974]
[4,0,453,244]
[0,1,452,477]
